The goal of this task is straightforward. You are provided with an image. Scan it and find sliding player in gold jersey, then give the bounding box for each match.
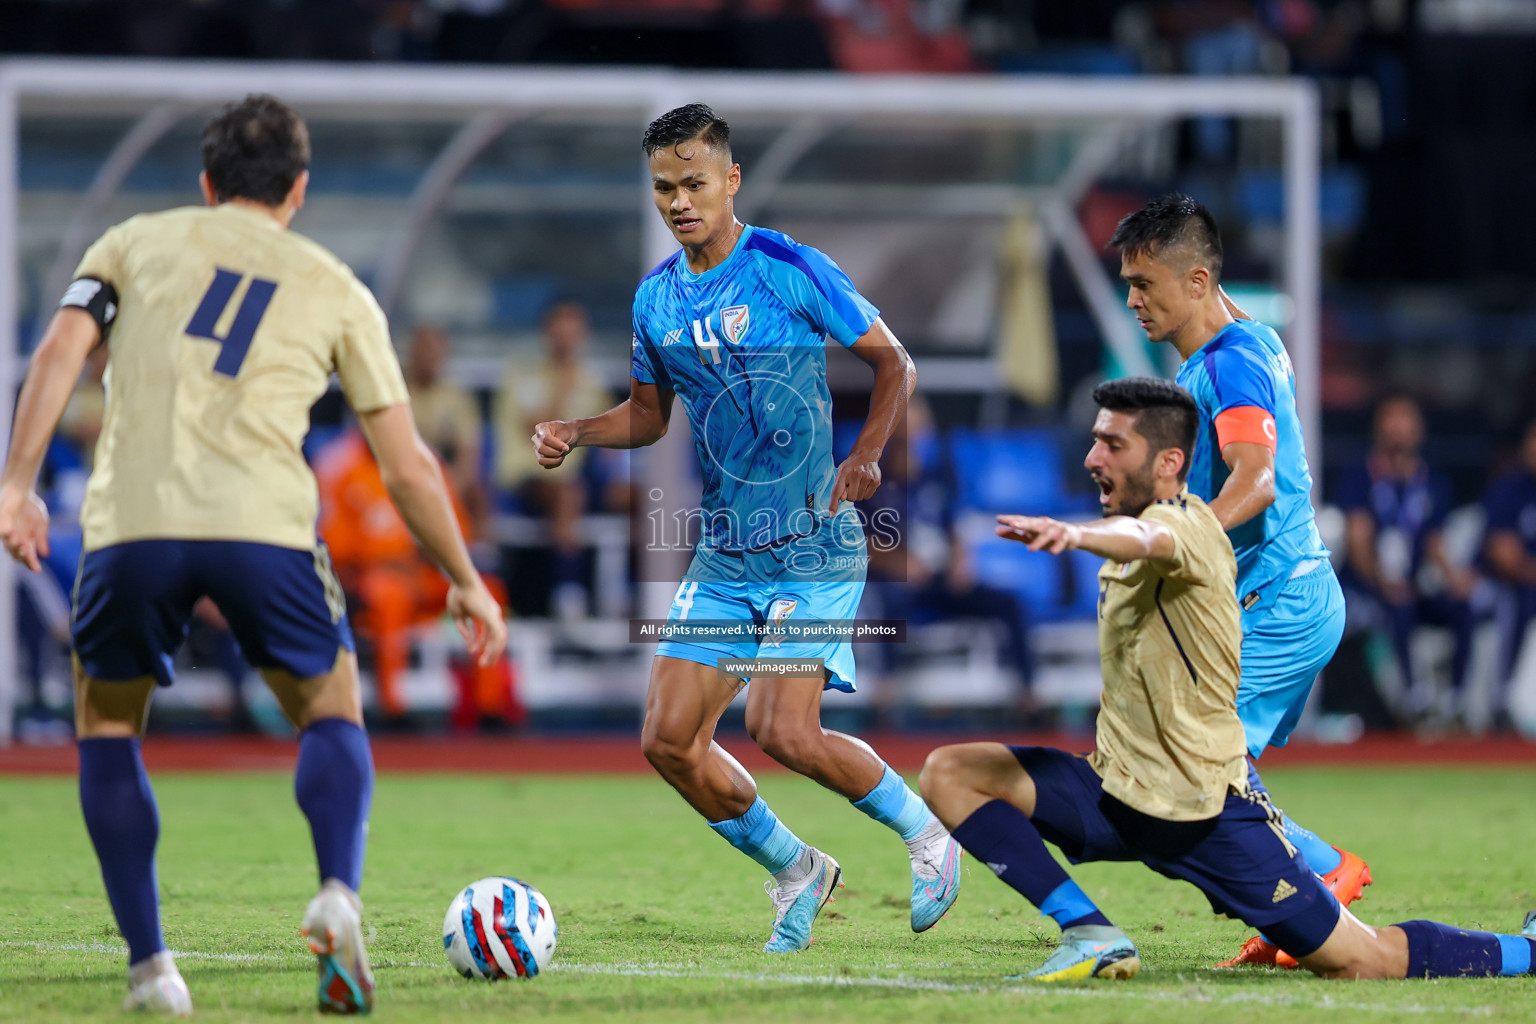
[921,378,1536,984]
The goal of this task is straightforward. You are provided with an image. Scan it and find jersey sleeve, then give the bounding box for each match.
[334,277,409,413]
[1203,345,1277,452]
[1141,500,1225,586]
[72,222,127,284]
[764,241,879,347]
[629,297,670,388]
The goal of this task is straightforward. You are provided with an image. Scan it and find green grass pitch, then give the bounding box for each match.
[0,764,1532,1023]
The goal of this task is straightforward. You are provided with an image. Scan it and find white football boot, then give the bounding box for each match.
[301,879,375,1015]
[123,952,192,1017]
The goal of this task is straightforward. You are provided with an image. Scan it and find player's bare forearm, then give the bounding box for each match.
[997,514,1174,563]
[534,379,673,469]
[571,399,666,449]
[845,320,916,462]
[0,308,98,491]
[828,320,915,512]
[1208,442,1276,531]
[357,404,480,589]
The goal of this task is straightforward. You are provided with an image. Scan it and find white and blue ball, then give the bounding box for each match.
[442,877,557,980]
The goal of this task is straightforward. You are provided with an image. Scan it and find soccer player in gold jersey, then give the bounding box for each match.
[921,378,1536,983]
[0,95,506,1016]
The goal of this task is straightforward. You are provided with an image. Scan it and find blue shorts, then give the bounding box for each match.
[1238,561,1347,759]
[72,539,354,687]
[1011,745,1342,952]
[655,577,863,692]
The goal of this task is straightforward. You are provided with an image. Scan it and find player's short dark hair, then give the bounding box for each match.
[1092,377,1199,481]
[642,103,731,159]
[201,94,310,206]
[1109,192,1223,282]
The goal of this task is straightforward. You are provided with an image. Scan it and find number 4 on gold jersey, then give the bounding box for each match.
[185,268,277,377]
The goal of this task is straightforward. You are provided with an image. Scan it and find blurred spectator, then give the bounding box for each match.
[1481,417,1536,700]
[493,301,611,619]
[861,395,1036,715]
[315,426,521,729]
[1337,396,1476,720]
[405,324,485,521]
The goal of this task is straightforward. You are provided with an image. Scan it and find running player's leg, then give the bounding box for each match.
[261,654,376,1013]
[640,654,832,952]
[205,541,374,1013]
[743,671,961,931]
[920,744,1138,981]
[71,540,195,1015]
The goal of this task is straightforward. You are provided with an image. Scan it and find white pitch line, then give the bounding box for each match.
[0,942,1497,1017]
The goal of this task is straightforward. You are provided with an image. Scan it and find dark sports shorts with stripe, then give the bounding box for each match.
[72,539,354,687]
[1011,745,1342,958]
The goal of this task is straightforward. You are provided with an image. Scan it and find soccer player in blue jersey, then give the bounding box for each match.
[532,103,961,952]
[1091,194,1367,968]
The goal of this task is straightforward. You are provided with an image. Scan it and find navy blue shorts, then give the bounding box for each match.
[1011,745,1341,956]
[72,539,354,687]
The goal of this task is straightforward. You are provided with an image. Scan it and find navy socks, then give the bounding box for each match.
[1398,920,1536,978]
[951,799,1111,931]
[294,718,374,891]
[78,738,164,966]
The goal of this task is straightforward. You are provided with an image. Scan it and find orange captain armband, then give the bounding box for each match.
[1214,406,1277,453]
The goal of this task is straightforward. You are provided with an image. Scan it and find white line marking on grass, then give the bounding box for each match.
[0,940,291,964]
[2,943,1495,1016]
[545,961,1494,1017]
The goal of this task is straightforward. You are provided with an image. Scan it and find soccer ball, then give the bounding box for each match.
[442,877,558,980]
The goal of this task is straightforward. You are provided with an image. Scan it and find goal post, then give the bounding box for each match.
[0,59,1321,742]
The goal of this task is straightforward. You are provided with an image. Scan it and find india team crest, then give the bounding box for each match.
[721,304,751,345]
[768,596,798,626]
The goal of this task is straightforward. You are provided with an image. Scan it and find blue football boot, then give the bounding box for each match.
[1011,924,1141,983]
[763,848,842,953]
[908,827,962,932]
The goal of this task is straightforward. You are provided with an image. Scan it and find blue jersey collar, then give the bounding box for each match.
[678,224,755,284]
[1180,319,1247,363]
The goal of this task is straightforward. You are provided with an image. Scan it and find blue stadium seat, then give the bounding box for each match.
[1068,548,1105,620]
[492,276,564,329]
[948,427,1066,515]
[969,534,1062,617]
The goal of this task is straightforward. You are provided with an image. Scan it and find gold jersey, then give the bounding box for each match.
[1088,490,1250,821]
[73,203,408,553]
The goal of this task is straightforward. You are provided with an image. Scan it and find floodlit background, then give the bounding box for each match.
[4,0,1535,747]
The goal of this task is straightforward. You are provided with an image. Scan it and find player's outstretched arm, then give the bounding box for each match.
[357,403,507,666]
[531,377,674,469]
[996,513,1174,563]
[0,308,99,571]
[829,318,917,512]
[1207,441,1277,531]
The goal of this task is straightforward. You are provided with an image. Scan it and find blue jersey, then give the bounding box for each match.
[1175,319,1329,602]
[631,225,877,578]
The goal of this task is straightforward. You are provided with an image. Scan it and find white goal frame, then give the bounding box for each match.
[0,59,1321,743]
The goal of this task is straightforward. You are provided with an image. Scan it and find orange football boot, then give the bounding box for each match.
[1216,846,1373,970]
